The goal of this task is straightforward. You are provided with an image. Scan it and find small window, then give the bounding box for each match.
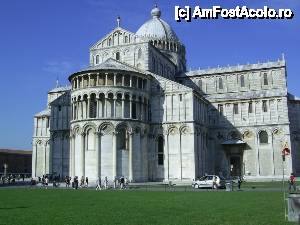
[108,38,112,46]
[218,77,223,89]
[233,104,239,114]
[248,102,253,113]
[179,94,182,102]
[95,55,99,64]
[58,106,62,111]
[240,75,245,87]
[218,104,223,114]
[263,73,268,85]
[116,52,120,61]
[198,79,202,89]
[137,49,142,59]
[262,100,268,112]
[259,131,268,144]
[124,36,128,43]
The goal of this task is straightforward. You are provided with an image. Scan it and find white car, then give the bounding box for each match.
[192,175,226,189]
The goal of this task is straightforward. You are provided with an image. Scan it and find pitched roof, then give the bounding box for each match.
[0,149,32,155]
[73,58,143,75]
[35,108,50,117]
[48,86,71,93]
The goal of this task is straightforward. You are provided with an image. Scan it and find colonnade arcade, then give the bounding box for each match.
[72,92,149,121]
[70,72,149,91]
[69,122,146,181]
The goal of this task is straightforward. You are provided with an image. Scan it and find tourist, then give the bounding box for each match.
[212,176,217,190]
[104,176,108,189]
[237,176,242,190]
[289,173,296,192]
[75,176,79,189]
[45,176,49,189]
[113,177,117,189]
[80,176,85,188]
[86,177,89,188]
[96,177,101,190]
[120,176,124,189]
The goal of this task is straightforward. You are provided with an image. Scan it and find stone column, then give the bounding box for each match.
[105,73,108,86]
[72,135,75,177]
[113,97,116,118]
[69,135,72,177]
[113,73,116,86]
[96,73,99,86]
[81,133,85,177]
[87,97,90,118]
[44,144,47,175]
[96,96,100,118]
[164,131,169,181]
[76,77,79,89]
[121,95,125,118]
[122,75,124,86]
[129,75,132,87]
[104,95,107,117]
[32,143,37,177]
[129,97,132,118]
[88,74,91,87]
[95,132,100,179]
[129,132,133,181]
[112,131,117,178]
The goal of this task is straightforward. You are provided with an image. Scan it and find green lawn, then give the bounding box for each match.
[0,188,294,225]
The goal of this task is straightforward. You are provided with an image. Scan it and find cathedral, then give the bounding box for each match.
[32,6,300,182]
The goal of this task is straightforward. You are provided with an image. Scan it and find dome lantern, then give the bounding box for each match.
[151,5,161,18]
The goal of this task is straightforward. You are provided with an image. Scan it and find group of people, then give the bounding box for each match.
[96,176,129,190]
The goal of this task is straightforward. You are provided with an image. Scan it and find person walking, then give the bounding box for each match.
[80,176,85,188]
[104,176,108,190]
[96,177,101,190]
[289,173,296,192]
[212,176,218,190]
[120,176,124,189]
[85,177,89,188]
[75,176,79,190]
[237,176,243,190]
[45,176,49,189]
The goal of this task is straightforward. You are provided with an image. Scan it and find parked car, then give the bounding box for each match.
[192,175,226,189]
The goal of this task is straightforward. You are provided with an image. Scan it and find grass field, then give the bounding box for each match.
[0,188,294,225]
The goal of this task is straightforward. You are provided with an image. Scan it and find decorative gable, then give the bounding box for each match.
[90,27,136,50]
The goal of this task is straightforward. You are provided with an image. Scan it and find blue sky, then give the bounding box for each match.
[0,0,299,150]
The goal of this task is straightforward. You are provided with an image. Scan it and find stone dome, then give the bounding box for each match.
[136,6,179,41]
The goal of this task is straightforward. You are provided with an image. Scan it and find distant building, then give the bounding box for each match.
[32,6,300,182]
[0,149,32,175]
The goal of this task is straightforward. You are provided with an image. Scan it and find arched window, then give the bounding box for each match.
[117,128,129,150]
[95,55,99,64]
[157,136,164,165]
[262,100,268,112]
[116,52,120,61]
[259,131,268,144]
[89,94,97,118]
[108,38,112,46]
[137,49,142,59]
[218,77,223,89]
[240,75,245,87]
[263,73,268,85]
[124,36,128,43]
